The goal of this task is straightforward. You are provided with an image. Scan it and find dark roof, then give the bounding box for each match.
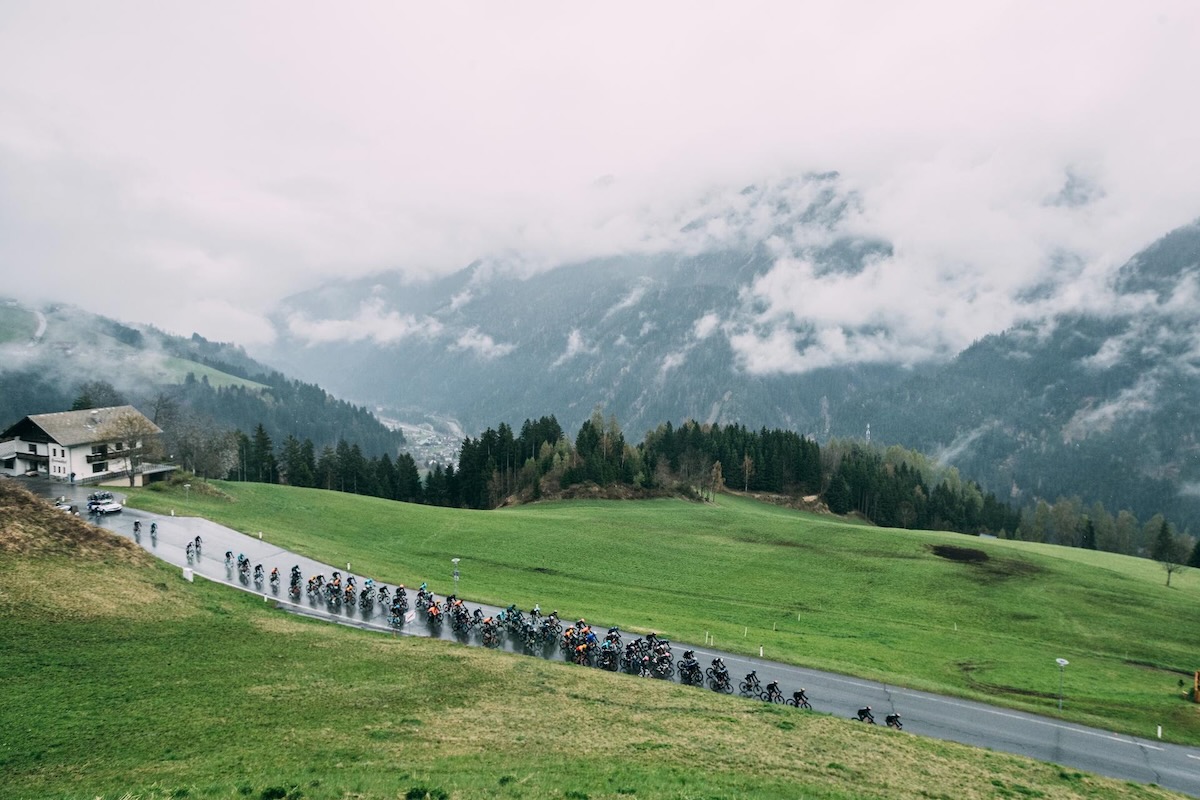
[2,405,162,447]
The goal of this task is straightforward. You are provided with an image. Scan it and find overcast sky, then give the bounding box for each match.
[2,1,1199,358]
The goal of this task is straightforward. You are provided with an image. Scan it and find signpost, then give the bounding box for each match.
[1056,658,1069,710]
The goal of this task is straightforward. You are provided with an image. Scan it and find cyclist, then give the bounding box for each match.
[856,706,874,723]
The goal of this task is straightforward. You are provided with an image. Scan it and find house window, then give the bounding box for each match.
[92,462,107,473]
[28,444,36,454]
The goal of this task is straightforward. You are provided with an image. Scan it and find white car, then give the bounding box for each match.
[92,501,123,514]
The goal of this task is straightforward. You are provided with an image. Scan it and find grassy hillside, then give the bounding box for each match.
[153,354,268,390]
[131,481,1200,745]
[1,480,1187,800]
[0,302,35,343]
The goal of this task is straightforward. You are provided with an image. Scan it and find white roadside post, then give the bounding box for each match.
[1056,658,1069,711]
[452,557,461,595]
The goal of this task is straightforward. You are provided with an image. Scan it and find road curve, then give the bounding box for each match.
[44,483,1200,798]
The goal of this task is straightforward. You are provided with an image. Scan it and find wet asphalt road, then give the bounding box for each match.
[36,481,1200,797]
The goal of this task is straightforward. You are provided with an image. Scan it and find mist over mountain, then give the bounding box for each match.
[0,301,404,461]
[266,174,938,431]
[881,221,1200,527]
[263,174,1200,528]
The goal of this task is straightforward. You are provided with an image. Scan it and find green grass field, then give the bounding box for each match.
[2,482,1189,800]
[130,481,1200,746]
[151,356,269,390]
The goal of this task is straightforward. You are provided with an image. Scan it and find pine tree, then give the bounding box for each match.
[1081,519,1097,550]
[250,424,277,483]
[1151,520,1187,587]
[1151,520,1174,562]
[825,476,851,515]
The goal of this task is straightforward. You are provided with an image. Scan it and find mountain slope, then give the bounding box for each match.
[262,182,1200,527]
[843,221,1200,527]
[267,174,906,437]
[0,300,404,459]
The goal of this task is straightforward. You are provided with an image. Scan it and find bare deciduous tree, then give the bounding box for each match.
[99,411,163,486]
[742,453,755,492]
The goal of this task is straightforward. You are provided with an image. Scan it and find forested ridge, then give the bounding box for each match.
[222,408,1198,571]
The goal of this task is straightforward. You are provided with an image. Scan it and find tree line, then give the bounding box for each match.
[220,408,1198,581]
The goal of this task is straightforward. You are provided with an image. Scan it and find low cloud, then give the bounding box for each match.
[287,298,442,346]
[551,329,595,368]
[658,349,688,378]
[728,324,931,375]
[1061,376,1157,442]
[603,282,650,320]
[1,2,1198,360]
[934,422,1000,467]
[452,327,515,360]
[693,313,720,340]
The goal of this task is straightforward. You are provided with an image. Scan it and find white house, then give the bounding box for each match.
[0,405,163,484]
